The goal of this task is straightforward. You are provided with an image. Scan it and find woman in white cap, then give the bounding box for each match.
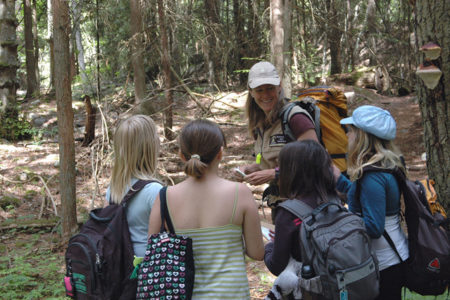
[234,61,318,219]
[333,105,408,300]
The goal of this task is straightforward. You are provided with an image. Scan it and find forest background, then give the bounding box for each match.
[0,0,448,299]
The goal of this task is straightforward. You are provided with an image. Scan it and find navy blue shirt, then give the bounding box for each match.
[336,172,401,238]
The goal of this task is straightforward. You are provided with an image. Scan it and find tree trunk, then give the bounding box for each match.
[344,0,354,72]
[354,0,375,66]
[47,0,55,93]
[282,0,291,98]
[327,0,342,75]
[233,0,245,84]
[204,0,220,88]
[270,0,291,98]
[32,0,40,88]
[414,0,449,213]
[130,0,147,104]
[52,0,77,239]
[24,0,38,98]
[157,0,174,141]
[71,0,89,94]
[270,0,283,75]
[0,0,19,128]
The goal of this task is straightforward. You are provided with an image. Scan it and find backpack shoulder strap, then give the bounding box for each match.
[279,199,314,220]
[355,167,407,261]
[280,101,317,142]
[280,102,298,142]
[120,179,157,206]
[159,187,176,234]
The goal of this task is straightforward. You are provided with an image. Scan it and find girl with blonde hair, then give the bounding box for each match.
[106,114,163,257]
[334,105,408,300]
[148,119,264,299]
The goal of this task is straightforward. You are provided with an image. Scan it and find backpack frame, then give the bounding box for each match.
[279,86,348,170]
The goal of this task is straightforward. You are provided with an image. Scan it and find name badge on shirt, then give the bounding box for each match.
[270,134,287,146]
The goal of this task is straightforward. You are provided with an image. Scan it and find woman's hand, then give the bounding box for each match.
[231,164,261,182]
[245,168,276,185]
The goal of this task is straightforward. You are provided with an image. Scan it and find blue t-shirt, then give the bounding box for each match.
[336,172,400,238]
[106,179,163,257]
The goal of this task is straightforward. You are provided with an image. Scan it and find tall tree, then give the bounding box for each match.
[47,0,55,93]
[0,0,19,131]
[71,0,89,93]
[326,0,342,75]
[233,0,245,84]
[32,0,40,85]
[130,0,147,104]
[270,0,291,97]
[24,0,39,98]
[414,0,449,212]
[157,0,174,141]
[204,0,221,87]
[52,0,77,239]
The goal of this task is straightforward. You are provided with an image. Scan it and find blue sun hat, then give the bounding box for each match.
[340,105,397,140]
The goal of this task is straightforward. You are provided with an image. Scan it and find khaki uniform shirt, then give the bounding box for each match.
[253,105,313,170]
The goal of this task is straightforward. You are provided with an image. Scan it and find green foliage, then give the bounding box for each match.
[0,107,33,142]
[0,249,66,299]
[0,196,21,210]
[24,190,38,200]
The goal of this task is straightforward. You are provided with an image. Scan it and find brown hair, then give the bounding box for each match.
[245,87,285,139]
[278,140,337,204]
[179,119,226,179]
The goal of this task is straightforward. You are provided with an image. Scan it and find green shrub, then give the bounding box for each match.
[0,107,33,141]
[0,250,66,299]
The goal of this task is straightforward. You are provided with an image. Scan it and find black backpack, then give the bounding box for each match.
[64,180,155,299]
[356,166,450,296]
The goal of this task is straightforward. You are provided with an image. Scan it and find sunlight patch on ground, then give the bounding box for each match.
[0,144,18,152]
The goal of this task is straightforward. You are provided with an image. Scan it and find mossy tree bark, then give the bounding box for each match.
[0,0,19,139]
[414,0,449,213]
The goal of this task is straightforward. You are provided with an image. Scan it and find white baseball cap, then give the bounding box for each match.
[340,105,397,140]
[248,61,281,89]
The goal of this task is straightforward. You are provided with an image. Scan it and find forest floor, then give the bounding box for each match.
[0,84,430,299]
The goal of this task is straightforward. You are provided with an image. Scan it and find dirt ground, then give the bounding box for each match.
[0,85,427,299]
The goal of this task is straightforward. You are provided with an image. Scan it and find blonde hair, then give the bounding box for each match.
[179,119,226,179]
[245,86,285,138]
[347,125,405,181]
[109,115,160,203]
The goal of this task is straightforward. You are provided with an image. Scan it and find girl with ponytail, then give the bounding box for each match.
[148,119,264,299]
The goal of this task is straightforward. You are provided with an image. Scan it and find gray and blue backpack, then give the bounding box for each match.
[279,199,380,300]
